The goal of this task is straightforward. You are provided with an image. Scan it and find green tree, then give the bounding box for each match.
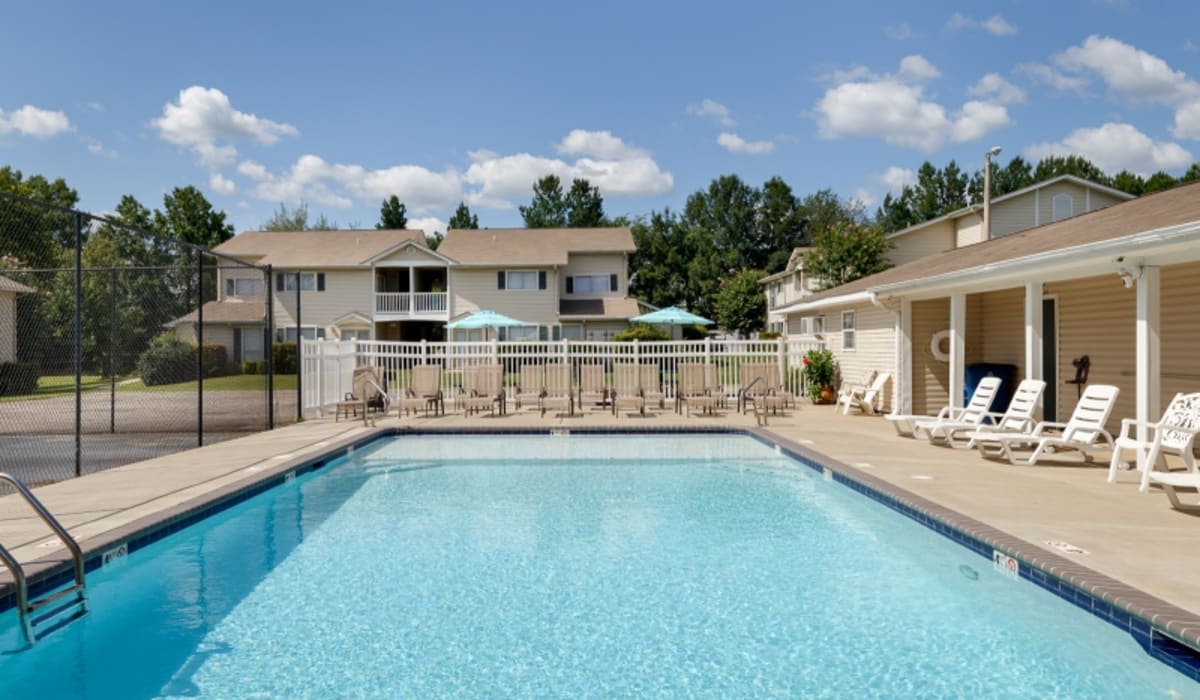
[155,186,235,248]
[262,201,309,231]
[1181,163,1200,184]
[803,221,892,290]
[759,177,806,272]
[1032,155,1110,185]
[714,269,767,336]
[1143,171,1178,194]
[519,174,569,228]
[565,178,605,227]
[1109,171,1145,196]
[447,201,479,229]
[377,195,408,229]
[992,156,1035,196]
[629,209,691,309]
[0,166,79,267]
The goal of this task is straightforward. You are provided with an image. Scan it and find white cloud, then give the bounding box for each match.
[1055,35,1200,104]
[883,23,916,40]
[209,172,236,195]
[878,166,916,191]
[237,160,270,181]
[898,55,941,81]
[1017,62,1089,94]
[243,154,460,212]
[968,73,1026,105]
[716,132,775,155]
[946,13,1017,36]
[407,216,447,236]
[84,138,118,159]
[853,187,877,209]
[557,129,646,160]
[153,86,297,170]
[0,105,73,138]
[816,79,1011,151]
[1173,100,1200,140]
[1026,122,1193,175]
[686,98,736,127]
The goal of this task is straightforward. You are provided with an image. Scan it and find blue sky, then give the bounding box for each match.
[2,1,1199,235]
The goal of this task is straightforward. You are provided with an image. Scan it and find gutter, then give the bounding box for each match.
[773,290,875,315]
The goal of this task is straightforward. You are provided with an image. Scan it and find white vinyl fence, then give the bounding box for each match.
[301,338,825,415]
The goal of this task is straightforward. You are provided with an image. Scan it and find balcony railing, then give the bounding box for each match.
[375,292,448,316]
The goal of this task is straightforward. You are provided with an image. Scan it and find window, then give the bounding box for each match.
[275,272,325,292]
[797,315,825,336]
[559,324,583,340]
[501,325,539,341]
[499,270,545,291]
[768,281,781,308]
[235,327,265,362]
[225,277,262,298]
[567,274,615,294]
[340,329,370,342]
[841,310,856,351]
[793,272,803,291]
[277,326,326,342]
[1052,194,1073,222]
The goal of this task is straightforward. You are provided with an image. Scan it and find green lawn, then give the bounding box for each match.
[117,373,298,392]
[0,374,114,403]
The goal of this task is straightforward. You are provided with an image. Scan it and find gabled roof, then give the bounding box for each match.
[438,227,635,266]
[0,275,34,294]
[169,300,266,325]
[887,174,1136,240]
[213,230,428,267]
[776,181,1200,314]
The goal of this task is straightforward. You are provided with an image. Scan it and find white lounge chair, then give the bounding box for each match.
[974,384,1120,466]
[1107,391,1200,492]
[838,371,891,416]
[885,376,1001,439]
[1145,471,1200,513]
[837,369,876,411]
[952,379,1046,448]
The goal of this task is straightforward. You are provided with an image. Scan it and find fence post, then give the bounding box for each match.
[197,252,204,447]
[73,212,83,477]
[295,272,302,422]
[704,336,712,366]
[110,267,117,434]
[266,264,274,429]
[777,337,786,389]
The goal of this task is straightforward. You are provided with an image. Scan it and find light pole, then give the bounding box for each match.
[983,146,1002,239]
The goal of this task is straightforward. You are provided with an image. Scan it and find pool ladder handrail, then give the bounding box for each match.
[0,472,89,646]
[737,377,768,426]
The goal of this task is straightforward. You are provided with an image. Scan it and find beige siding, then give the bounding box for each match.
[888,220,955,266]
[1161,261,1200,405]
[911,298,949,415]
[275,270,372,331]
[825,302,896,412]
[1087,189,1127,212]
[1045,274,1135,429]
[562,253,626,297]
[450,268,559,326]
[989,192,1036,238]
[0,292,16,362]
[955,216,984,248]
[974,287,1026,376]
[965,295,984,365]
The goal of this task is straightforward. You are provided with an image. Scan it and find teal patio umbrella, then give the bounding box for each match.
[445,309,529,339]
[629,306,715,326]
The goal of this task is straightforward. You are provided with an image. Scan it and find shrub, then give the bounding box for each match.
[0,362,39,397]
[614,324,670,342]
[200,343,231,378]
[801,348,838,402]
[758,330,782,340]
[255,360,269,375]
[273,342,297,374]
[680,323,708,340]
[137,334,195,386]
[243,360,258,375]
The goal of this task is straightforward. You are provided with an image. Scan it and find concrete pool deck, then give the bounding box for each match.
[3,400,1200,647]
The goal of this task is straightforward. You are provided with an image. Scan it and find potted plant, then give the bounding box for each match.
[802,349,838,403]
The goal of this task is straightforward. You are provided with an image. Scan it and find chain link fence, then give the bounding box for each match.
[0,192,295,489]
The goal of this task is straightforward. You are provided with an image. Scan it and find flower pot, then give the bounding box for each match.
[818,386,836,404]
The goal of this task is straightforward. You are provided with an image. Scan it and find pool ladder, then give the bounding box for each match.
[0,473,89,647]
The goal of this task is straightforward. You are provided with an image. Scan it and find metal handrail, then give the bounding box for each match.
[0,472,88,644]
[737,376,769,426]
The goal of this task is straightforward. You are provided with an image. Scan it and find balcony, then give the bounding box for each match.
[375,291,448,318]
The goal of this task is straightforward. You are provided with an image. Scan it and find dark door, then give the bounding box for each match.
[1042,298,1057,421]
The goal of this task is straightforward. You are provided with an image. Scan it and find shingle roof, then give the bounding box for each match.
[213,230,427,267]
[559,297,642,319]
[438,228,636,266]
[169,300,266,325]
[795,181,1200,306]
[0,275,34,294]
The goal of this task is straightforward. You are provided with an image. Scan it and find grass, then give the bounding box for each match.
[117,373,298,392]
[0,374,115,403]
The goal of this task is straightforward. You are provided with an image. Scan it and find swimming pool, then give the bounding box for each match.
[2,433,1197,697]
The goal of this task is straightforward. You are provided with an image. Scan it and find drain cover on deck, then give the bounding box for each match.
[1045,540,1089,555]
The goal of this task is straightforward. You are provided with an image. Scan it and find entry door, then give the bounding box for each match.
[1042,298,1057,421]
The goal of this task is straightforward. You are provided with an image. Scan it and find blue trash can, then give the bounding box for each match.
[964,363,1018,414]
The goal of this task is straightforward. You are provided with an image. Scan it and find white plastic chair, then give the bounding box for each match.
[886,376,1001,440]
[1107,392,1200,492]
[977,384,1120,466]
[954,379,1046,448]
[839,371,890,416]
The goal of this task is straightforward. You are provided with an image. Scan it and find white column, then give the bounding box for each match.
[408,267,416,314]
[1024,281,1044,413]
[895,298,912,414]
[949,294,966,409]
[1135,266,1161,471]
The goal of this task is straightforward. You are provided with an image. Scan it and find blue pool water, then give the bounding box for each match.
[1,434,1197,698]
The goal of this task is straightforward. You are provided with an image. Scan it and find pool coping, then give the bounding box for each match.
[3,425,1199,681]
